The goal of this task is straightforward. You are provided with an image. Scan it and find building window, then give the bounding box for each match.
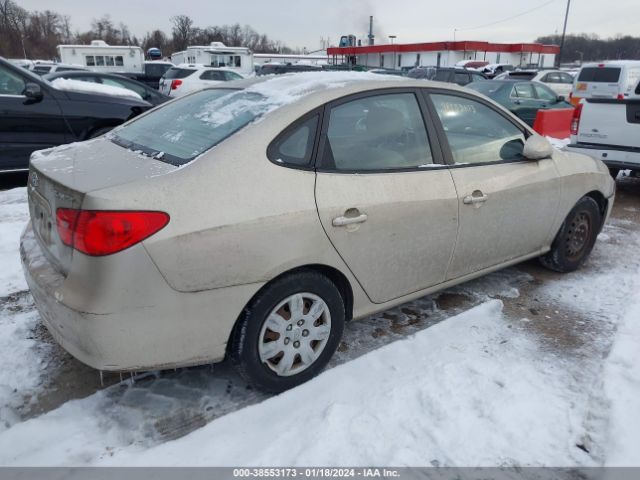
[85,56,95,66]
[115,56,124,66]
[105,56,115,66]
[96,56,105,66]
[397,54,402,67]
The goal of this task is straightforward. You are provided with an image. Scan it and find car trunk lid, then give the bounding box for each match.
[28,138,176,274]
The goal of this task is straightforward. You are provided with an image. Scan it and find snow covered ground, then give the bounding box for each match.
[0,178,639,466]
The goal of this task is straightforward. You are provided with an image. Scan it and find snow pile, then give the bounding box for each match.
[603,277,640,466]
[91,300,591,467]
[0,188,28,297]
[51,78,143,101]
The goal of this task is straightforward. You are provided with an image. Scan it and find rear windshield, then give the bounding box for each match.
[507,72,536,80]
[467,81,503,96]
[163,68,196,79]
[407,68,434,79]
[110,88,271,165]
[578,67,621,83]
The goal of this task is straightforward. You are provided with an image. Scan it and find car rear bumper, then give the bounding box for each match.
[20,222,263,372]
[566,143,640,171]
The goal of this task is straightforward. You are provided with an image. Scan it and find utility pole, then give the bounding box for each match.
[557,0,571,67]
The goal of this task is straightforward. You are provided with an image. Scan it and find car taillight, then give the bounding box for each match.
[570,103,583,136]
[617,93,625,100]
[171,79,182,90]
[56,209,169,256]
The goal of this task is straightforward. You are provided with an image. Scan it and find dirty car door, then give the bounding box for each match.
[315,91,459,304]
[427,91,561,280]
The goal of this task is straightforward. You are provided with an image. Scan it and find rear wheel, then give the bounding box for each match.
[229,271,345,393]
[540,196,601,273]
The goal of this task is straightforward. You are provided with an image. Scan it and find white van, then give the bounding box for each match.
[571,61,640,105]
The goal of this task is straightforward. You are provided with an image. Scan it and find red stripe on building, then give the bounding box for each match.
[327,41,560,56]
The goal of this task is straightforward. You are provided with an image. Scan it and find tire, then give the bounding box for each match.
[608,168,620,180]
[229,271,345,393]
[87,127,113,139]
[540,196,602,273]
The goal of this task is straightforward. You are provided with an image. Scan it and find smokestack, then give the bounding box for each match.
[368,16,375,45]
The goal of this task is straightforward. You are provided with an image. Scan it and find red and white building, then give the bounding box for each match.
[327,40,560,69]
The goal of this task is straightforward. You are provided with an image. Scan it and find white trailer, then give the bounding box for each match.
[57,40,145,74]
[170,43,253,75]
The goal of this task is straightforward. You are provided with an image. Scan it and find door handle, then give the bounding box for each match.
[463,192,488,205]
[332,212,368,227]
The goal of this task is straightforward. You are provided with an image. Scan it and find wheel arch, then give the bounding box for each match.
[225,263,354,356]
[584,190,609,229]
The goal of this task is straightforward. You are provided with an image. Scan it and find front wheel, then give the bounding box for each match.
[540,196,602,273]
[229,271,345,393]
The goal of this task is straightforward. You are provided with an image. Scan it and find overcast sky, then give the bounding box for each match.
[18,0,640,49]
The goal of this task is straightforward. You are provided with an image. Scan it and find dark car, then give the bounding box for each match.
[44,71,169,106]
[0,57,152,173]
[257,64,323,76]
[407,67,487,86]
[467,80,573,126]
[125,61,174,90]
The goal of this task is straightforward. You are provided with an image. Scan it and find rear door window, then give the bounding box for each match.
[323,92,434,171]
[578,67,621,83]
[163,68,196,79]
[513,83,536,98]
[200,70,226,81]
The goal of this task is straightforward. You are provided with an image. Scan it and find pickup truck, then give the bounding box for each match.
[566,92,640,178]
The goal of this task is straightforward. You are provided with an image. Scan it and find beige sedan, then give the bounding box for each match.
[21,73,615,392]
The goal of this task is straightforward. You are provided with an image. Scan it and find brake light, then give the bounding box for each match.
[56,209,169,256]
[617,93,625,100]
[171,79,182,90]
[570,103,583,136]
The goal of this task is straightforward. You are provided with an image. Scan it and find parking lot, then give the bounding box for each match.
[1,171,639,465]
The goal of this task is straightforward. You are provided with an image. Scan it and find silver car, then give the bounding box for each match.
[21,73,615,392]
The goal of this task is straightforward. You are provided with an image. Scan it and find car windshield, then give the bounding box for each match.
[110,88,271,165]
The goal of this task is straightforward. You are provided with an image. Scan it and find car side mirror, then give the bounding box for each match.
[557,95,565,102]
[523,135,553,160]
[24,82,43,101]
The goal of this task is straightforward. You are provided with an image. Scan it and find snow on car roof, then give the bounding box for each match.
[50,77,143,101]
[193,71,408,129]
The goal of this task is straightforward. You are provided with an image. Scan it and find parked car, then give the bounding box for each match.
[257,63,323,76]
[0,57,152,173]
[467,80,573,126]
[570,61,640,105]
[482,63,515,79]
[407,67,487,85]
[159,65,244,97]
[44,71,170,106]
[125,61,174,90]
[21,74,614,393]
[494,70,575,97]
[566,79,640,178]
[29,61,88,75]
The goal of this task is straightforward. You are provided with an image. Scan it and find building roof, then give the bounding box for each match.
[328,41,560,56]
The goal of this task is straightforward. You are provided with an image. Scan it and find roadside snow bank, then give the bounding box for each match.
[51,78,143,101]
[603,272,640,466]
[0,188,28,297]
[98,300,590,467]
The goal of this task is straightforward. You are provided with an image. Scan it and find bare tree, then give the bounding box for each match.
[170,14,193,51]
